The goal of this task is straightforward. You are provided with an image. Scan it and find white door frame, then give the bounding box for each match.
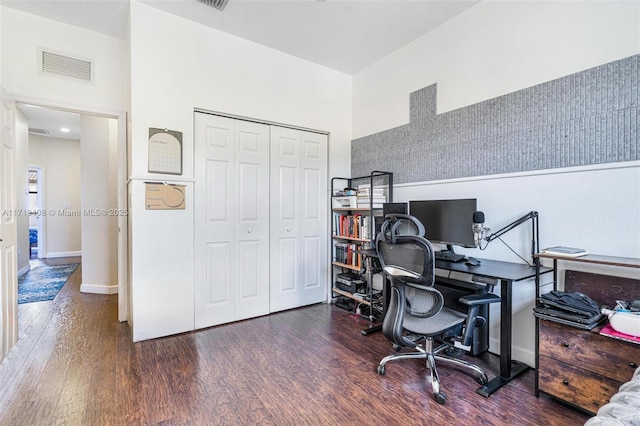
[14,98,129,321]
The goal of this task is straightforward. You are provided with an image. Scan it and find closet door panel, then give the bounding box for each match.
[234,120,270,319]
[195,114,236,328]
[270,127,301,312]
[270,128,327,312]
[299,132,328,302]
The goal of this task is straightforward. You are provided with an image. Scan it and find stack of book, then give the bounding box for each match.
[542,246,588,258]
[333,242,362,268]
[356,184,386,208]
[333,213,371,239]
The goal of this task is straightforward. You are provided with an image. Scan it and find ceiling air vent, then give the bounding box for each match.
[41,50,93,82]
[29,128,50,135]
[197,0,229,11]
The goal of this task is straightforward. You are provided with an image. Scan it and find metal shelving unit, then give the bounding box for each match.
[330,171,393,324]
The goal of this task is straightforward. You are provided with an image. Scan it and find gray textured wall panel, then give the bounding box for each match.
[352,55,640,183]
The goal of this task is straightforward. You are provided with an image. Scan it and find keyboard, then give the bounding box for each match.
[434,250,466,262]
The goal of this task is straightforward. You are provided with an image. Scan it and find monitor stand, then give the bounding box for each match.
[435,245,465,262]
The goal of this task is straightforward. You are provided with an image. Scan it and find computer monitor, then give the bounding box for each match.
[382,202,407,216]
[408,198,477,249]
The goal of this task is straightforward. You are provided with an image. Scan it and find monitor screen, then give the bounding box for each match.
[409,198,477,248]
[382,202,407,216]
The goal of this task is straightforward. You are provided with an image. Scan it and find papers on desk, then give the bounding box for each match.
[543,246,588,258]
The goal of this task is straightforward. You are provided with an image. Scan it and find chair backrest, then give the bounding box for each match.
[376,215,433,282]
[379,214,425,241]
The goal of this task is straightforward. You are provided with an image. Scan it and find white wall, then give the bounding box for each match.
[128,1,352,341]
[0,7,127,115]
[80,115,118,294]
[353,1,640,139]
[28,134,81,257]
[129,1,352,180]
[352,0,640,367]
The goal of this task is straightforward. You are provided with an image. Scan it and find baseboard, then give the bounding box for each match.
[44,251,82,259]
[18,264,31,278]
[80,283,118,295]
[489,336,535,369]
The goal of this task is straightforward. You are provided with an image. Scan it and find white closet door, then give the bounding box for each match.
[299,131,328,307]
[234,120,270,321]
[270,127,327,312]
[194,113,270,328]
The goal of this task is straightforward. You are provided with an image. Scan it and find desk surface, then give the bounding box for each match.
[436,257,552,282]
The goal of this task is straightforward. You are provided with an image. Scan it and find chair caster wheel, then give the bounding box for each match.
[377,365,386,375]
[476,374,488,385]
[434,392,446,405]
[393,344,401,352]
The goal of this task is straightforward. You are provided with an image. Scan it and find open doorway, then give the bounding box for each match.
[27,167,43,260]
[14,103,128,321]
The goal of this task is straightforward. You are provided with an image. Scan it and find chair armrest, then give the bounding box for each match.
[459,293,501,346]
[383,266,431,286]
[459,293,501,306]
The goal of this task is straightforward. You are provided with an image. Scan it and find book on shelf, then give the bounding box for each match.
[356,202,385,208]
[542,246,588,257]
[333,213,370,239]
[333,242,362,268]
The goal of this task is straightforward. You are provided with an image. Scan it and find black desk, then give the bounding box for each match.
[435,257,552,397]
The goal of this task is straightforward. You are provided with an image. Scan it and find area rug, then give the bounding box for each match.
[18,262,79,304]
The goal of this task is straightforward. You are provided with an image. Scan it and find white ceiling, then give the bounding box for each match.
[2,0,480,75]
[18,104,81,141]
[3,0,480,136]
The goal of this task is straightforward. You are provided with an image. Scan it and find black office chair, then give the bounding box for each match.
[375,215,500,404]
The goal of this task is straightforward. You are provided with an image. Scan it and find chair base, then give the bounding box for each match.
[377,337,489,404]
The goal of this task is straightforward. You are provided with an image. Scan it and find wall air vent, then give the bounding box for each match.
[40,50,93,82]
[197,0,229,11]
[29,128,50,135]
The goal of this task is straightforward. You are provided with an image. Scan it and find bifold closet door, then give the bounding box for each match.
[194,113,270,329]
[269,126,327,312]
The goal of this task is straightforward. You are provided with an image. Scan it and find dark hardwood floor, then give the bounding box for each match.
[0,259,591,425]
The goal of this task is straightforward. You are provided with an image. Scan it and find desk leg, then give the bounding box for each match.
[476,278,529,397]
[361,273,388,336]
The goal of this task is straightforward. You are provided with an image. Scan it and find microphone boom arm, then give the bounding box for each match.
[484,211,540,265]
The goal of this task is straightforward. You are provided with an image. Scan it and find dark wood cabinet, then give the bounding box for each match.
[537,319,638,414]
[534,254,640,415]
